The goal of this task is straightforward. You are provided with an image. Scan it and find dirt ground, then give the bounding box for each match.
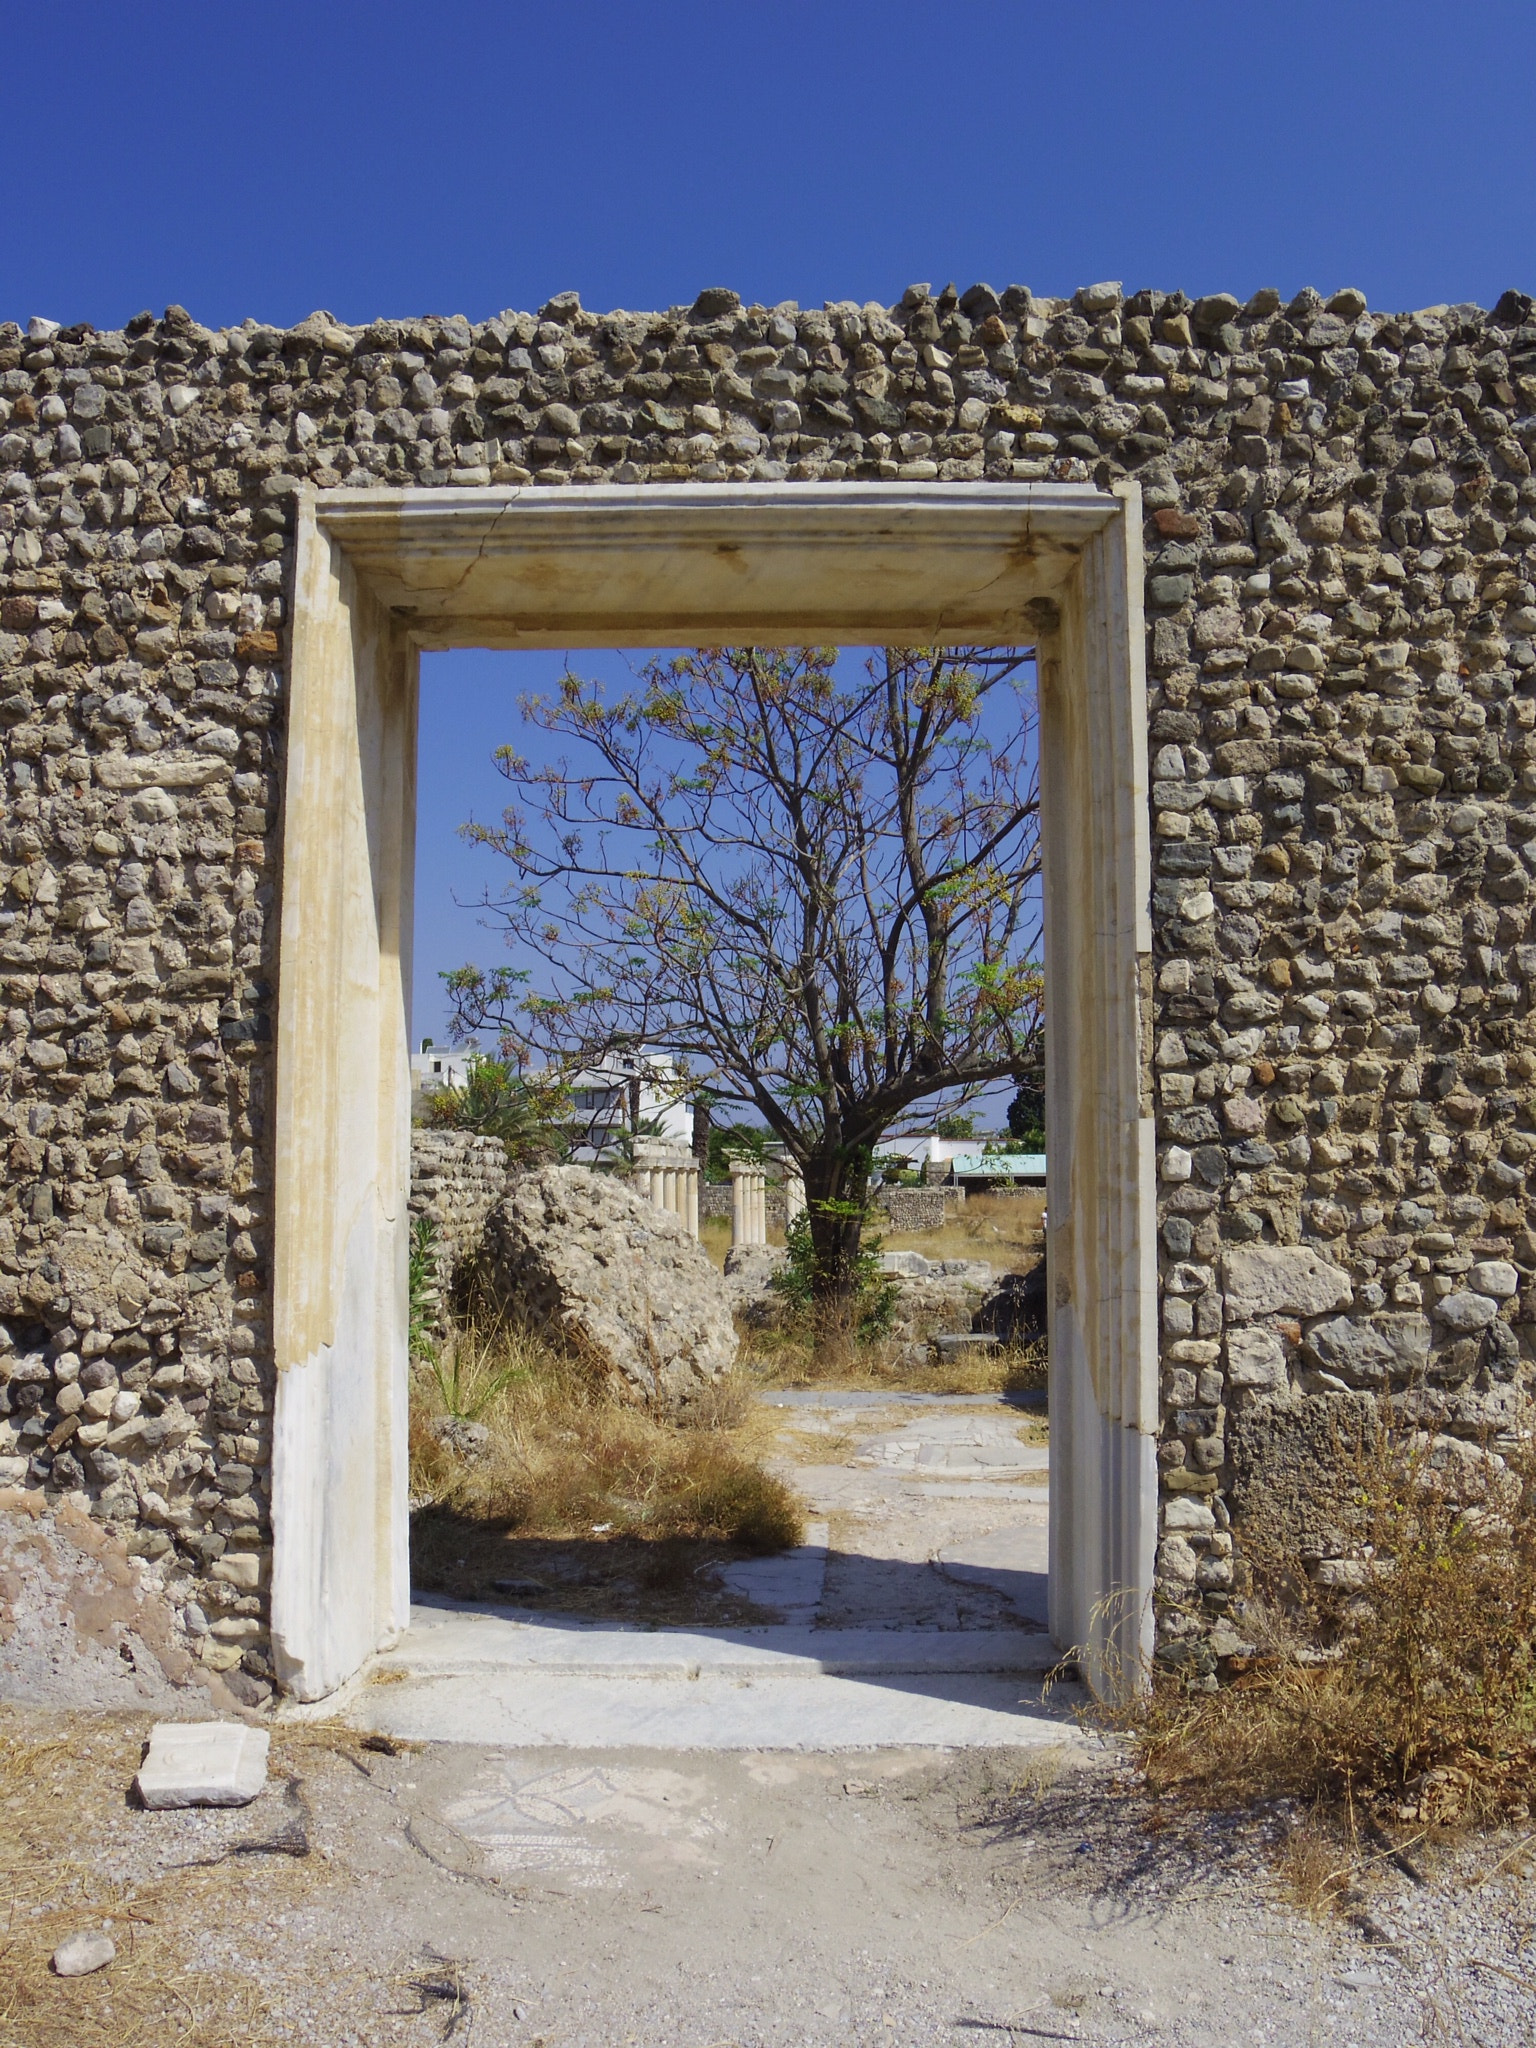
[4,1703,1536,2047]
[5,1370,1536,2043]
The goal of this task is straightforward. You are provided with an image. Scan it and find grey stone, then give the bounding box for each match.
[1469,1259,1519,1298]
[1222,1245,1353,1319]
[430,1416,491,1464]
[879,1250,933,1276]
[1433,1291,1500,1333]
[1302,1314,1431,1386]
[930,1332,1001,1359]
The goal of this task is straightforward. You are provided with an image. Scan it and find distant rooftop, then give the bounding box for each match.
[949,1152,1046,1180]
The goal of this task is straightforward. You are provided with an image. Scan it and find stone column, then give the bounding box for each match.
[783,1170,806,1229]
[632,1146,656,1208]
[729,1158,749,1248]
[753,1172,767,1245]
[685,1163,700,1239]
[662,1163,678,1218]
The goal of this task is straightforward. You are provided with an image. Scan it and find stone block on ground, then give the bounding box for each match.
[880,1250,933,1276]
[135,1720,270,1809]
[52,1930,115,1977]
[483,1166,736,1406]
[931,1332,1001,1361]
[887,1268,996,1345]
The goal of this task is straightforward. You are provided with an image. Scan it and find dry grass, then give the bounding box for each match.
[744,1324,1047,1398]
[703,1192,1042,1288]
[1131,1425,1536,1851]
[408,1317,805,1616]
[0,1713,337,2048]
[880,1188,1046,1268]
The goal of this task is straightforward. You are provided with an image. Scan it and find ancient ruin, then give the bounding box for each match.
[3,280,1534,1704]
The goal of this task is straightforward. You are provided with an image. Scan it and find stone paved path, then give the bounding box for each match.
[743,1389,1051,1633]
[310,1390,1074,1750]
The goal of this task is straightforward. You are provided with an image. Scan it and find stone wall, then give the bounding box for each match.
[407,1128,510,1279]
[4,280,1536,1686]
[873,1186,956,1232]
[700,1180,787,1227]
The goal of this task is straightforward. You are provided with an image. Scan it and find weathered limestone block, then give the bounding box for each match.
[1220,1244,1353,1319]
[481,1166,735,1406]
[1226,1391,1381,1571]
[1302,1313,1431,1385]
[1225,1327,1288,1390]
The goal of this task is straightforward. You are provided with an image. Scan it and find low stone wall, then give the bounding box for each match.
[873,1186,957,1232]
[408,1129,511,1277]
[700,1180,788,1226]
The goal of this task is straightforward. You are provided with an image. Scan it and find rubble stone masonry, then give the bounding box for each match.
[3,279,1535,1686]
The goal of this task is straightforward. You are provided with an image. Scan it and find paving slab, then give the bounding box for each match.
[370,1606,1059,1677]
[134,1720,270,1808]
[716,1518,828,1621]
[937,1522,1051,1627]
[310,1665,1083,1750]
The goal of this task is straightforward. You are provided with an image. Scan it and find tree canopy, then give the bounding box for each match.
[447,644,1044,1301]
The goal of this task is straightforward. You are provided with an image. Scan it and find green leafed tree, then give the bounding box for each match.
[446,646,1044,1310]
[422,1053,569,1164]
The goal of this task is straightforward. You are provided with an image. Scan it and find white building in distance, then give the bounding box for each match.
[411,1037,482,1097]
[566,1051,694,1156]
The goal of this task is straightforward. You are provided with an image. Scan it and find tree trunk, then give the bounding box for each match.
[801,1147,873,1316]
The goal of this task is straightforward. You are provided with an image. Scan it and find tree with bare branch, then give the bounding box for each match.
[446,645,1043,1309]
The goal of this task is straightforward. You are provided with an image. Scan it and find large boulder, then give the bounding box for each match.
[1221,1244,1352,1319]
[482,1167,736,1406]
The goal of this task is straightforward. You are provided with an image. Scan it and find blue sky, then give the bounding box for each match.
[12,0,1534,1101]
[8,1,1534,334]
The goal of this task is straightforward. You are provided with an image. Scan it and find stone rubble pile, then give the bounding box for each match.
[3,277,1536,1674]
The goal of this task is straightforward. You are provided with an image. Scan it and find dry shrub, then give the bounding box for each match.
[745,1322,1047,1398]
[409,1317,803,1559]
[1135,1424,1536,1832]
